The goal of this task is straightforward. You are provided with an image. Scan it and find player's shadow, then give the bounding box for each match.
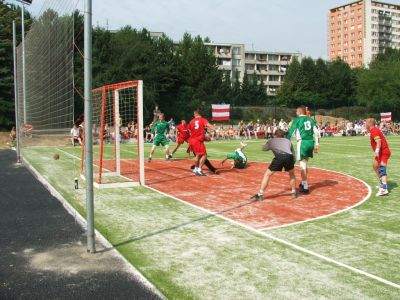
[97,199,258,253]
[388,181,398,192]
[308,179,338,192]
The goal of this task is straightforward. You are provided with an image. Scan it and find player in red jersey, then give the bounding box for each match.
[188,110,215,176]
[366,118,391,196]
[171,120,190,159]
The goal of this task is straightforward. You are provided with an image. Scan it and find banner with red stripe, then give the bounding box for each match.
[380,112,392,121]
[212,104,230,121]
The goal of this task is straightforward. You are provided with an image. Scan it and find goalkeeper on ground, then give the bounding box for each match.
[220,141,248,169]
[148,113,172,162]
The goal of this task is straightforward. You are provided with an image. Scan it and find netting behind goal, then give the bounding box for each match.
[16,0,77,148]
[81,81,145,188]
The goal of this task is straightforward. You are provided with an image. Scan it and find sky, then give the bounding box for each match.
[9,0,400,58]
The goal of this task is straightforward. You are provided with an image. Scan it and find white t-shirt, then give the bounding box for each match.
[71,127,80,138]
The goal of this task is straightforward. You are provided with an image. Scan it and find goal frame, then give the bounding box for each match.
[81,80,145,188]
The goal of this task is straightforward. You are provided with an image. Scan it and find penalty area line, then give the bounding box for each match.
[144,185,400,290]
[258,167,372,231]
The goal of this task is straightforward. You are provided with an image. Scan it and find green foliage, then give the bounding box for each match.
[277,57,356,109]
[357,48,400,118]
[0,1,32,129]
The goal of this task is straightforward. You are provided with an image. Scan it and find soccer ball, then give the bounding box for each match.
[53,153,60,160]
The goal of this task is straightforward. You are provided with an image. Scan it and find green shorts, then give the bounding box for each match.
[297,139,314,161]
[227,149,247,169]
[153,134,169,146]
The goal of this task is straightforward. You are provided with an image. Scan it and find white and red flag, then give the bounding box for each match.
[380,112,392,121]
[212,104,230,121]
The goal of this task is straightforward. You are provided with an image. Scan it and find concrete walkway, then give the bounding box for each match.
[0,150,163,300]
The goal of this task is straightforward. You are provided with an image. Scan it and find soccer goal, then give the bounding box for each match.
[81,80,145,188]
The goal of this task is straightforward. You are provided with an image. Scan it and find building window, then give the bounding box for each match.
[358,46,362,51]
[351,33,355,37]
[358,16,362,21]
[338,21,342,25]
[358,54,362,58]
[351,40,355,45]
[358,31,363,36]
[350,25,355,30]
[232,47,241,55]
[357,24,362,29]
[358,39,362,43]
[232,59,241,66]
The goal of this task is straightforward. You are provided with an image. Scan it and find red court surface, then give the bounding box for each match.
[143,159,370,230]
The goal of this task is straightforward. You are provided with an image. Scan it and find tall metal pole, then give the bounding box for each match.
[21,4,27,123]
[84,0,95,253]
[13,21,21,164]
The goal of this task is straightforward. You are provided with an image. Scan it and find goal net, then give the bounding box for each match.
[81,81,145,188]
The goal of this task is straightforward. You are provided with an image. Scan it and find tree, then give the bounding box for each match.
[357,48,400,117]
[276,57,308,107]
[326,59,355,108]
[0,1,32,129]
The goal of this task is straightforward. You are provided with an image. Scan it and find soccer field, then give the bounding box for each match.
[22,136,400,299]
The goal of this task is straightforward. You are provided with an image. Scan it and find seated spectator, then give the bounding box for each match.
[22,123,33,138]
[247,121,256,139]
[10,126,16,143]
[71,124,82,146]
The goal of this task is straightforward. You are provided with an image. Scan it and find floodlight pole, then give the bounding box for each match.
[13,21,21,164]
[84,0,95,253]
[21,3,27,123]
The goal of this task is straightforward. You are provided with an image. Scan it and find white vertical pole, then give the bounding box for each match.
[13,21,21,164]
[137,80,145,185]
[84,0,95,253]
[21,4,27,123]
[114,90,121,176]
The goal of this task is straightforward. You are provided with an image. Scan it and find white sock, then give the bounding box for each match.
[302,181,308,189]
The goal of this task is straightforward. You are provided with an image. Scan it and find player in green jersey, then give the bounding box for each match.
[148,113,171,162]
[287,105,320,193]
[220,141,248,169]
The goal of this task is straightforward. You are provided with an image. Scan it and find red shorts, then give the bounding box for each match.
[177,137,188,145]
[189,138,206,156]
[375,149,391,165]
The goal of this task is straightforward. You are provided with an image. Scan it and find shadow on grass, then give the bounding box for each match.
[97,198,259,253]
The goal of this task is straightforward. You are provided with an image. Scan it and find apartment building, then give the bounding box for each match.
[328,0,400,67]
[206,43,302,95]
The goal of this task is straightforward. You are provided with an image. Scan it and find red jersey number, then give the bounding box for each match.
[189,117,208,140]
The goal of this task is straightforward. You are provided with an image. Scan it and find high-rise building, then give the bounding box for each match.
[328,0,400,67]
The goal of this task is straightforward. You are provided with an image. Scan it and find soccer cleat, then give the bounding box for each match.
[168,154,173,160]
[291,191,298,199]
[299,184,309,194]
[195,170,207,176]
[240,141,248,148]
[250,193,263,201]
[148,157,152,163]
[376,189,389,197]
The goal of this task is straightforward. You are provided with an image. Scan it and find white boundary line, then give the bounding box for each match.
[144,184,400,290]
[49,147,400,289]
[21,156,166,299]
[258,166,372,231]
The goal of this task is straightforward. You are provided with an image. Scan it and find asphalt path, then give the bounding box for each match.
[0,150,163,300]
